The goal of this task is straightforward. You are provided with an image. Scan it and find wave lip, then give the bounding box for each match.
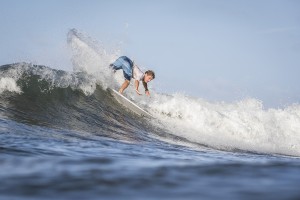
[0,63,98,95]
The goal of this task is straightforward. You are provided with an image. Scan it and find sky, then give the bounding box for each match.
[0,0,300,108]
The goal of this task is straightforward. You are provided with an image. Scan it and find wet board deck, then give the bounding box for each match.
[108,88,153,118]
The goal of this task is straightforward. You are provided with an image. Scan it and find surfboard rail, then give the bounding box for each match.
[108,88,153,118]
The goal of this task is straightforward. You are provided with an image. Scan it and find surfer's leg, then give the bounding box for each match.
[119,80,130,94]
[110,56,126,71]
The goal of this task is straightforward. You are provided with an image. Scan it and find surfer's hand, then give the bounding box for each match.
[135,89,142,95]
[145,90,150,96]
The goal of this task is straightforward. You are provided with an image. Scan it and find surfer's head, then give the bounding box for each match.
[144,70,155,83]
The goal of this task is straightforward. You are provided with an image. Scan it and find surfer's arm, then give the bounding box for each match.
[142,81,150,96]
[134,80,142,95]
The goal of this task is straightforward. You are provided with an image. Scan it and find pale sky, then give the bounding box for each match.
[0,0,300,108]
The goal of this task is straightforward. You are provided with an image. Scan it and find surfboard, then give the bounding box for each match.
[108,88,153,118]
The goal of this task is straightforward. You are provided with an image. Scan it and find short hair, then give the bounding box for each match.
[145,70,155,79]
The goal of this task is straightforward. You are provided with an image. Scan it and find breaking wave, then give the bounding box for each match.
[1,29,300,157]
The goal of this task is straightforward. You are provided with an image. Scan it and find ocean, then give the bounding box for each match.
[1,30,300,200]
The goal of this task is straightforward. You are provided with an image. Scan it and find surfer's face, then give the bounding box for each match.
[144,74,153,83]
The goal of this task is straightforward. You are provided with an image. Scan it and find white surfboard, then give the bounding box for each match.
[108,88,153,118]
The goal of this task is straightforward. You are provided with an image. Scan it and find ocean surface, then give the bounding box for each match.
[1,30,300,200]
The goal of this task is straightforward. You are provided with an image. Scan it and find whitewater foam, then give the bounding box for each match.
[0,77,21,94]
[67,29,122,89]
[148,93,300,156]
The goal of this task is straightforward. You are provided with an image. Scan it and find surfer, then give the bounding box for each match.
[110,56,155,96]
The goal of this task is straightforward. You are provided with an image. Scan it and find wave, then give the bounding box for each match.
[1,29,300,157]
[0,63,157,142]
